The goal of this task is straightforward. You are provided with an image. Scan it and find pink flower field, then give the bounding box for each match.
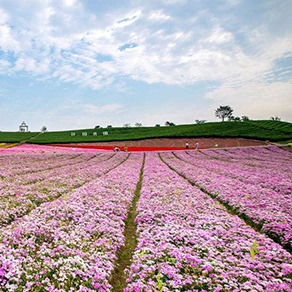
[0,144,291,291]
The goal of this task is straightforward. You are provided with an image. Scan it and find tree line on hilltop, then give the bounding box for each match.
[93,105,281,129]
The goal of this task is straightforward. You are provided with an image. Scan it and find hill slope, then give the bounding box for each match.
[0,120,291,144]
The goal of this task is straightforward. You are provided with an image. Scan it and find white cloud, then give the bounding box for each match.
[14,57,50,74]
[204,26,233,44]
[0,24,20,52]
[148,10,171,22]
[0,59,10,73]
[0,0,291,130]
[0,0,291,97]
[63,0,77,7]
[0,7,9,23]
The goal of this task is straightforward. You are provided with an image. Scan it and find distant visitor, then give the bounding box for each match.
[195,142,199,150]
[185,142,189,149]
[114,146,120,152]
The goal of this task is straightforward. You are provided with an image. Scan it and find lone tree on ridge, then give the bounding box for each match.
[215,105,233,122]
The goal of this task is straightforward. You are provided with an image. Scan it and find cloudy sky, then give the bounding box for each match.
[0,0,291,131]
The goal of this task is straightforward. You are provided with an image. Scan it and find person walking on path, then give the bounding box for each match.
[195,142,199,150]
[185,142,189,149]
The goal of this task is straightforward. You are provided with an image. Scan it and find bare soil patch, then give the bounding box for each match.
[74,138,266,149]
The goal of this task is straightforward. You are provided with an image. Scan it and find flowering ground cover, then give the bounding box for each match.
[0,151,127,228]
[0,152,143,291]
[0,153,92,180]
[125,152,292,291]
[160,147,292,250]
[0,144,102,154]
[0,145,291,291]
[207,147,292,173]
[208,146,292,172]
[188,147,292,195]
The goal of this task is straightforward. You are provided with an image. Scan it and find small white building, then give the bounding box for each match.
[19,122,28,132]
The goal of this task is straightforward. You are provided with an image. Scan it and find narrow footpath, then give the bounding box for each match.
[110,154,145,291]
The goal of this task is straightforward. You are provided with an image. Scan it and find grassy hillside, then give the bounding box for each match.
[0,131,39,143]
[0,120,291,144]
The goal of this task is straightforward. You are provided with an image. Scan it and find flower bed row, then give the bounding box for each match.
[202,147,291,173]
[0,144,107,179]
[0,144,102,155]
[215,146,292,166]
[125,152,292,291]
[0,152,97,179]
[0,152,127,228]
[184,148,291,197]
[160,149,292,250]
[0,153,143,291]
[0,153,111,188]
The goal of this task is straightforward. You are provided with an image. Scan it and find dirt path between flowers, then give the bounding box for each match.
[110,154,145,291]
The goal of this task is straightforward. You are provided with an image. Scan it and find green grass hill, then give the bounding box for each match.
[0,120,291,144]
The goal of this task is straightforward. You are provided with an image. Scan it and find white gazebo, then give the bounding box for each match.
[19,121,28,132]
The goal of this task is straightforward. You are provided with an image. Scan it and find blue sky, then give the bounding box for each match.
[0,0,291,131]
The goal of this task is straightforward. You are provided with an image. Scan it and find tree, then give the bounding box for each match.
[228,115,241,122]
[165,121,175,126]
[241,116,250,121]
[270,116,281,121]
[94,125,100,129]
[155,124,160,127]
[135,122,142,127]
[215,106,233,122]
[195,119,206,124]
[41,126,47,132]
[123,123,131,128]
